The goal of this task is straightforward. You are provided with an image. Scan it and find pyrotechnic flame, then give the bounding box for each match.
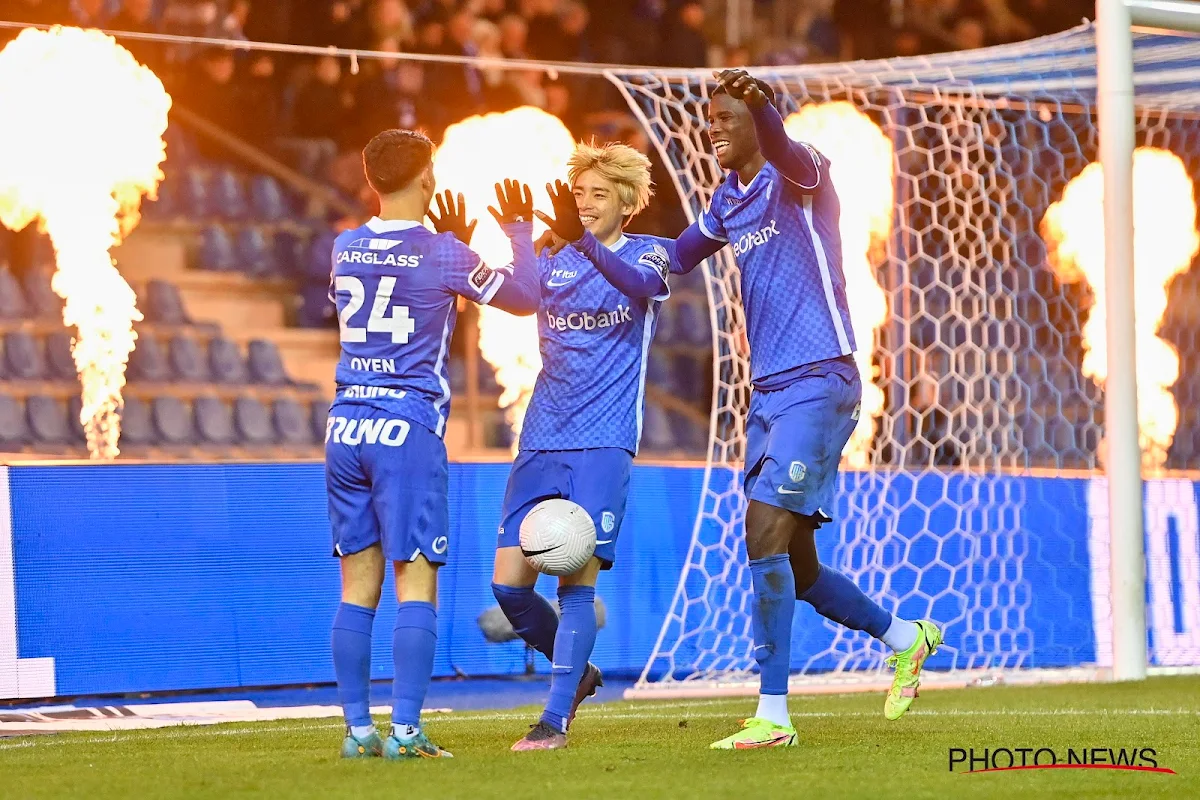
[433,107,575,443]
[1041,147,1197,471]
[784,102,894,469]
[0,27,169,460]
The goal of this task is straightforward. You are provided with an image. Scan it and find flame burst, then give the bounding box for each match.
[784,102,894,469]
[1041,147,1198,471]
[0,27,169,460]
[433,107,575,442]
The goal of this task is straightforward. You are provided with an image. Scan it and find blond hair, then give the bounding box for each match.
[567,141,654,218]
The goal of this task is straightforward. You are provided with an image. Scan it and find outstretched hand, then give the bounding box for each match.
[714,68,769,110]
[427,190,477,246]
[535,229,569,257]
[488,178,534,225]
[533,180,586,243]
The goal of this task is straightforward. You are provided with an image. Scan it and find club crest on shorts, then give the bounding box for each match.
[788,460,807,483]
[600,511,615,534]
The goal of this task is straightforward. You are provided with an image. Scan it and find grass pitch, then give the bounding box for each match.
[2,676,1197,799]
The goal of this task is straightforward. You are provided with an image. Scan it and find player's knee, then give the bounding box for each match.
[394,556,438,605]
[745,501,795,560]
[558,556,602,588]
[493,545,538,587]
[339,545,385,608]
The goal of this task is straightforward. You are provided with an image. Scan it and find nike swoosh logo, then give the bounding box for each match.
[777,487,804,495]
[546,280,572,287]
[595,539,613,545]
[521,545,562,557]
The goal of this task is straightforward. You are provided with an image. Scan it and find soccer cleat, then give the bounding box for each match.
[511,721,568,751]
[383,731,454,760]
[340,728,384,759]
[709,717,798,750]
[884,619,943,721]
[567,662,604,727]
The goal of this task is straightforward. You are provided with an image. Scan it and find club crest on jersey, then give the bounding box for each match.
[788,460,807,483]
[600,511,615,533]
[469,260,495,290]
[638,245,671,280]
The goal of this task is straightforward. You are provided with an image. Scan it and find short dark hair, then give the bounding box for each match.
[712,78,777,108]
[362,129,434,196]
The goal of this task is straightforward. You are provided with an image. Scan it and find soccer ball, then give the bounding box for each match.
[519,499,596,576]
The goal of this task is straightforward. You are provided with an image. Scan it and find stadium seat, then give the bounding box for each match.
[672,353,703,399]
[153,396,194,445]
[247,339,288,385]
[296,283,336,329]
[66,396,86,445]
[208,336,248,384]
[236,226,278,278]
[142,280,189,326]
[21,266,61,319]
[119,396,156,446]
[26,395,71,445]
[169,335,210,383]
[251,174,287,222]
[4,331,45,380]
[194,396,235,445]
[274,398,313,444]
[128,333,172,383]
[641,402,674,452]
[211,168,248,221]
[310,398,329,442]
[0,268,27,319]
[45,332,77,381]
[274,230,307,280]
[235,396,275,444]
[306,230,338,280]
[675,300,709,347]
[199,225,237,272]
[0,394,27,450]
[646,349,671,390]
[182,167,211,219]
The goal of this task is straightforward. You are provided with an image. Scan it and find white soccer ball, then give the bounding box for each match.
[519,498,597,576]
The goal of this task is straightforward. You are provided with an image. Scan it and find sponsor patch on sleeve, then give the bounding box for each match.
[469,259,495,291]
[638,244,671,281]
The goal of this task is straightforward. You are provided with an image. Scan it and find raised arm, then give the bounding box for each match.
[488,219,540,315]
[717,68,823,191]
[672,221,726,275]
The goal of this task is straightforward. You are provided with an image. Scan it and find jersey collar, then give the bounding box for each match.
[366,217,423,233]
[731,165,769,194]
[610,235,630,253]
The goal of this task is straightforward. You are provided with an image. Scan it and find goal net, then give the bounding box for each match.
[606,24,1200,698]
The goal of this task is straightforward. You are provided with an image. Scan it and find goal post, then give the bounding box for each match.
[605,17,1200,699]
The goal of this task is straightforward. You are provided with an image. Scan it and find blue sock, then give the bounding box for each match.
[540,585,597,733]
[331,602,376,729]
[492,583,558,660]
[749,554,795,697]
[391,601,437,731]
[798,564,891,639]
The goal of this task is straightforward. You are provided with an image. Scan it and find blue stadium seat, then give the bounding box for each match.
[211,168,248,221]
[142,280,189,325]
[251,174,287,222]
[119,396,155,446]
[274,230,307,280]
[646,349,671,390]
[128,333,172,383]
[0,268,27,319]
[66,396,85,445]
[153,396,194,445]
[641,402,675,452]
[182,167,211,218]
[45,332,77,381]
[311,398,329,442]
[0,395,27,449]
[247,339,288,385]
[199,225,237,272]
[237,226,278,278]
[672,354,703,399]
[194,396,235,445]
[296,283,336,329]
[208,336,248,384]
[235,396,275,444]
[169,335,209,383]
[274,398,312,444]
[675,300,709,347]
[21,266,61,319]
[26,395,70,445]
[306,230,339,280]
[4,331,45,380]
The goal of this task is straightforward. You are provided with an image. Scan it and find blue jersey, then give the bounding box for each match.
[329,217,506,437]
[699,157,855,388]
[519,234,673,454]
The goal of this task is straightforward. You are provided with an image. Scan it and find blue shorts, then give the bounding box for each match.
[744,357,861,524]
[498,448,632,569]
[325,404,449,564]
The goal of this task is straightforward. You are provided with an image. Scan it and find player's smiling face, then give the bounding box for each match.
[572,169,632,245]
[707,92,757,171]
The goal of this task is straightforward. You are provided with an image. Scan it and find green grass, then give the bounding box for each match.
[3,676,1198,799]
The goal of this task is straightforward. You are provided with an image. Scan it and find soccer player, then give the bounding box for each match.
[667,70,944,749]
[489,142,675,751]
[327,129,540,760]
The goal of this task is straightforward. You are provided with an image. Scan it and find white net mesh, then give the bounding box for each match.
[605,24,1200,696]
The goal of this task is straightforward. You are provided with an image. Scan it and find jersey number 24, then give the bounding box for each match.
[335,276,416,344]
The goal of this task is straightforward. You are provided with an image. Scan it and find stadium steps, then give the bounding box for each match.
[228,327,338,399]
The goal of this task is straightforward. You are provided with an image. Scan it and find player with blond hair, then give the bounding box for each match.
[487,141,678,751]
